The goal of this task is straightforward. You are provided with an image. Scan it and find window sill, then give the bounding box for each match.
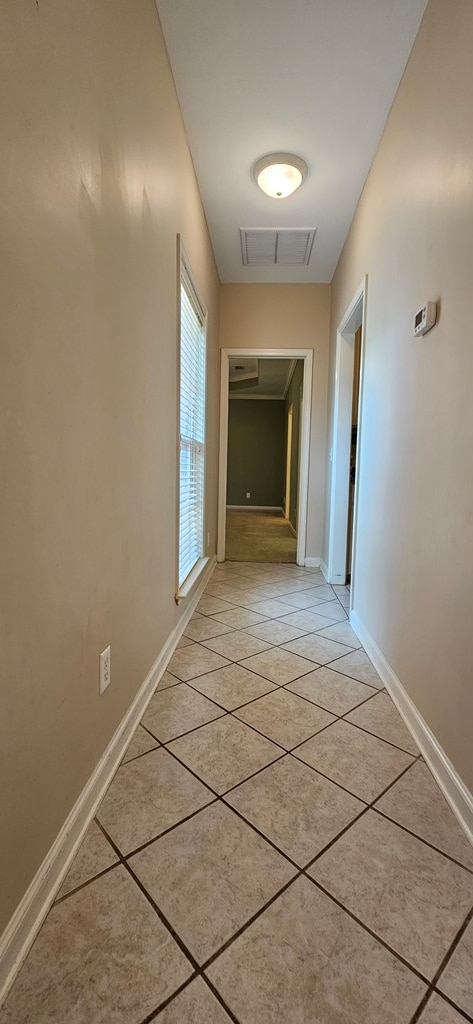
[175,557,209,605]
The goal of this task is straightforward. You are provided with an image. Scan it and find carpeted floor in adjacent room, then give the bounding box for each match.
[225,509,296,563]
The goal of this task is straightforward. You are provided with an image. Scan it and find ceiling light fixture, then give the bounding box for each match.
[253,152,308,199]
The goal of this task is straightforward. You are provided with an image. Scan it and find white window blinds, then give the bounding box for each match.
[178,272,206,587]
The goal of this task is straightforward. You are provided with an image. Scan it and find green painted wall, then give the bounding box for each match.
[227,400,285,506]
[284,361,303,529]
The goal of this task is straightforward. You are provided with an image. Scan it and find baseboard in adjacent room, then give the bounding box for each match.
[0,556,216,1007]
[304,557,321,568]
[350,610,473,846]
[226,505,284,512]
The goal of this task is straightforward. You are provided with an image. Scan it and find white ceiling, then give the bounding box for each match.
[156,0,428,284]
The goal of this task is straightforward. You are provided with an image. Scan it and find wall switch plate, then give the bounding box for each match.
[246,491,251,499]
[99,645,111,694]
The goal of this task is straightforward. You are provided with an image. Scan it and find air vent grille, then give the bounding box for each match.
[240,228,316,266]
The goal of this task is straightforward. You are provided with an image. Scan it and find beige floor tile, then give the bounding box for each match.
[166,645,230,681]
[376,761,473,871]
[97,748,213,854]
[234,688,335,749]
[417,993,468,1024]
[275,591,328,609]
[294,720,413,801]
[438,917,473,1017]
[168,715,283,794]
[282,634,355,664]
[121,724,159,763]
[316,620,362,648]
[197,596,237,616]
[207,877,425,1024]
[175,635,194,649]
[309,811,473,978]
[329,648,383,687]
[183,618,234,642]
[241,597,300,617]
[2,868,191,1024]
[188,663,278,711]
[345,691,419,754]
[142,682,224,742]
[250,580,317,598]
[244,619,307,645]
[239,647,317,685]
[157,671,181,690]
[201,630,272,661]
[210,607,268,629]
[57,821,118,898]
[311,600,348,622]
[286,666,376,715]
[155,978,233,1023]
[279,609,338,631]
[130,802,295,962]
[225,755,363,866]
[204,583,246,599]
[294,583,336,601]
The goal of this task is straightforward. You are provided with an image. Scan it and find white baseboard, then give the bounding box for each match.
[0,557,216,1006]
[350,610,473,846]
[304,557,321,568]
[226,505,283,512]
[319,559,329,579]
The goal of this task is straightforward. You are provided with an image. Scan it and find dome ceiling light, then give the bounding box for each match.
[253,153,308,199]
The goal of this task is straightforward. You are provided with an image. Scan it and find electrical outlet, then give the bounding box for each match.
[246,491,251,499]
[99,645,111,694]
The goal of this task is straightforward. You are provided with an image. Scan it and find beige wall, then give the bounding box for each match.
[0,0,220,933]
[327,0,473,789]
[220,285,331,558]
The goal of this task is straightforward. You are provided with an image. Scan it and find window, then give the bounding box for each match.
[178,260,206,590]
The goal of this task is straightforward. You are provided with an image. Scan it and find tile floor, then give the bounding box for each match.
[3,562,473,1024]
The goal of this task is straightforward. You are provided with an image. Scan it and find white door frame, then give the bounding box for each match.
[285,404,293,521]
[217,348,313,565]
[327,277,367,604]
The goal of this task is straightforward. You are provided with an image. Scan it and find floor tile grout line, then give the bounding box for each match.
[430,901,473,996]
[121,743,161,767]
[136,975,200,1024]
[162,733,288,801]
[301,758,418,871]
[336,713,421,757]
[53,859,121,905]
[408,989,437,1024]
[372,806,473,877]
[111,797,219,863]
[199,872,304,974]
[305,874,432,987]
[430,990,473,1024]
[409,988,473,1024]
[96,759,447,1009]
[218,793,302,872]
[226,704,336,753]
[182,675,280,714]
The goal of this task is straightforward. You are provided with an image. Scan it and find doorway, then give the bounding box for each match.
[218,349,313,565]
[285,405,293,522]
[327,278,367,602]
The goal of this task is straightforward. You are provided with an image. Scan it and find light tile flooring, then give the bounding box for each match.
[3,563,473,1024]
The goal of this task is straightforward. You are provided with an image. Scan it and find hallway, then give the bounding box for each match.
[3,563,473,1023]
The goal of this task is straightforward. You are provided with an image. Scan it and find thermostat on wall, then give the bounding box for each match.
[414,301,437,336]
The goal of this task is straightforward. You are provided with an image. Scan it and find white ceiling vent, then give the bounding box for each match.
[240,227,316,266]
